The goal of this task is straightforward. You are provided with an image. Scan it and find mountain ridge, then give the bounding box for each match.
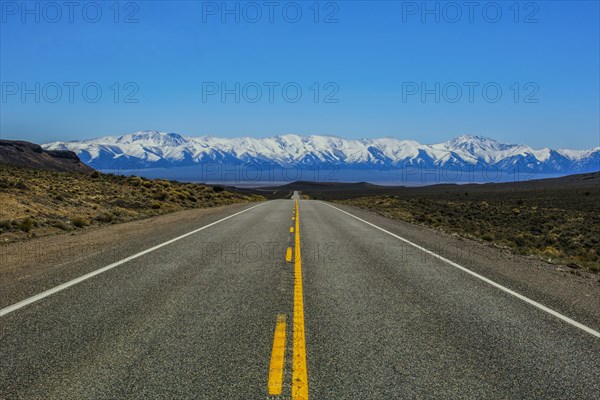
[42,131,600,176]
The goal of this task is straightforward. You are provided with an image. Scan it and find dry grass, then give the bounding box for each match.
[336,188,600,272]
[0,164,265,243]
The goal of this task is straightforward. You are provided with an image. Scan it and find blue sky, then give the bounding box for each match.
[1,0,599,149]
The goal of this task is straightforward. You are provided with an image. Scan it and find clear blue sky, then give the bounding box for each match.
[1,0,598,149]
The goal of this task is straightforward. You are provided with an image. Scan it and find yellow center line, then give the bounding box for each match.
[286,247,293,263]
[290,227,294,233]
[292,200,309,399]
[268,314,287,395]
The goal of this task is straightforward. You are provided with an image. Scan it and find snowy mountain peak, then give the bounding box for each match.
[443,135,505,151]
[42,132,599,177]
[116,131,188,147]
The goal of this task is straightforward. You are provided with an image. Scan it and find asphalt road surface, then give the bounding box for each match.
[1,199,599,399]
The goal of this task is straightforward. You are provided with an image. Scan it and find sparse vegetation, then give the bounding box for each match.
[0,164,265,242]
[51,220,73,231]
[18,217,35,232]
[335,186,600,272]
[71,216,90,228]
[95,212,114,223]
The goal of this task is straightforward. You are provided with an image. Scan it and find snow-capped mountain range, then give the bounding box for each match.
[43,131,599,175]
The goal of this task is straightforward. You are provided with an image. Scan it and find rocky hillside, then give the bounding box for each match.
[0,139,93,173]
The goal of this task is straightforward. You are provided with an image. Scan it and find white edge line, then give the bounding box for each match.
[0,202,268,317]
[320,201,600,339]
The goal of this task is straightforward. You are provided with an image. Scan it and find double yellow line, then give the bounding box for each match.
[268,200,309,399]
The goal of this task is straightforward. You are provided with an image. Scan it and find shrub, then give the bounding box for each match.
[95,213,113,223]
[481,233,494,241]
[212,185,224,193]
[19,217,35,232]
[0,220,11,229]
[90,171,100,179]
[151,202,161,209]
[128,177,143,187]
[155,191,168,201]
[15,180,29,190]
[71,216,90,228]
[52,220,73,231]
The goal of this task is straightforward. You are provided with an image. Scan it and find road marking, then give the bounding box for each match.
[292,200,309,399]
[286,247,293,263]
[320,202,600,339]
[0,202,268,318]
[268,314,287,395]
[290,227,294,233]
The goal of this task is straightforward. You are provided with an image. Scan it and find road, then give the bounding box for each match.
[1,199,599,399]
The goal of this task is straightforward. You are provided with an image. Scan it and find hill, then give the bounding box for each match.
[0,140,93,173]
[0,164,264,243]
